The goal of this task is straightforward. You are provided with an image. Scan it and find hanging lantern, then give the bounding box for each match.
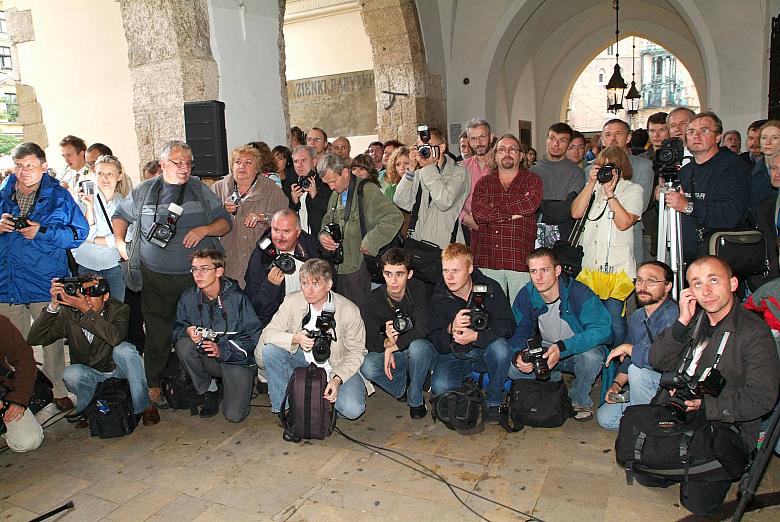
[605,0,626,113]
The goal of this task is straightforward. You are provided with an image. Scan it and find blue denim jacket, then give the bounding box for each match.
[619,298,679,373]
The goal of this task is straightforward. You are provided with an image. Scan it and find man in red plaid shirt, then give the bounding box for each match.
[471,134,542,303]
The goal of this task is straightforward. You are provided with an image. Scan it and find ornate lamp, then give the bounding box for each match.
[606,0,627,113]
[626,36,641,117]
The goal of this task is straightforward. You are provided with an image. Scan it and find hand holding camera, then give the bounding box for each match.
[452,309,479,345]
[660,366,725,421]
[293,329,316,351]
[308,304,337,363]
[0,213,18,234]
[414,124,439,166]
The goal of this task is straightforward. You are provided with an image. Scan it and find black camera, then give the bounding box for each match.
[298,175,312,190]
[309,303,337,363]
[660,367,726,421]
[193,326,236,355]
[147,202,183,248]
[653,137,684,182]
[392,309,414,335]
[416,124,439,160]
[55,276,104,297]
[12,215,29,229]
[257,237,297,275]
[597,163,620,184]
[520,336,551,381]
[467,284,490,331]
[321,222,344,265]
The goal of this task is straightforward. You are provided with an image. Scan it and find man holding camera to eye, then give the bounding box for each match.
[289,145,332,235]
[428,243,516,423]
[393,125,470,247]
[510,248,612,422]
[171,250,261,421]
[359,248,436,419]
[27,275,158,427]
[261,259,371,420]
[636,256,779,516]
[112,140,232,406]
[0,142,89,413]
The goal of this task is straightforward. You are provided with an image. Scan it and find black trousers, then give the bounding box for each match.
[335,260,371,309]
[634,471,733,517]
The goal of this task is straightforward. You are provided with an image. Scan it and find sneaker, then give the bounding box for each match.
[199,391,220,418]
[573,405,593,422]
[409,403,427,419]
[485,405,501,424]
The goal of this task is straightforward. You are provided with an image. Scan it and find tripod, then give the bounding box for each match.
[656,180,685,301]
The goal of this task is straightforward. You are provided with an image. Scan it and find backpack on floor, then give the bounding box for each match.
[280,363,335,442]
[84,378,137,439]
[430,380,486,435]
[499,378,574,432]
[160,350,202,415]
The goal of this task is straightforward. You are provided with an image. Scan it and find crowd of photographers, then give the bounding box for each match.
[1,110,780,517]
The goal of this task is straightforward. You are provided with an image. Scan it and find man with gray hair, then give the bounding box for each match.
[290,144,332,235]
[460,118,495,243]
[112,140,232,405]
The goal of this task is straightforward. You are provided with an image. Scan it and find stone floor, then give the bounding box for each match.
[1,390,779,522]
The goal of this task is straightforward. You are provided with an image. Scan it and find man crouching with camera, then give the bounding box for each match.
[28,275,158,427]
[639,255,780,516]
[260,259,371,420]
[359,248,437,419]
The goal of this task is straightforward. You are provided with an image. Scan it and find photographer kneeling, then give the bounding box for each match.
[260,259,371,420]
[28,276,158,427]
[639,256,780,516]
[359,248,437,419]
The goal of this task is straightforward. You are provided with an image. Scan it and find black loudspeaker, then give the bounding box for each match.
[184,100,228,178]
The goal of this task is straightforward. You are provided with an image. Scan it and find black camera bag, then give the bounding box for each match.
[83,378,137,439]
[499,378,574,432]
[615,404,749,485]
[280,363,335,442]
[430,380,486,435]
[160,351,202,415]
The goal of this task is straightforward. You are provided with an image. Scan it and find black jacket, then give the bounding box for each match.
[362,278,431,354]
[287,169,332,235]
[427,269,516,355]
[750,194,780,290]
[244,229,321,329]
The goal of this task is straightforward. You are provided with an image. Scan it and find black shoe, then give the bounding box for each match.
[485,405,500,424]
[409,403,427,419]
[65,410,86,423]
[199,391,220,418]
[256,381,268,395]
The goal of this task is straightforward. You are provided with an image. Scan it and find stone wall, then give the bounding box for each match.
[7,8,46,147]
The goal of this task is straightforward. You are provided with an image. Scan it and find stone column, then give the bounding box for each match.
[118,0,219,167]
[359,0,445,145]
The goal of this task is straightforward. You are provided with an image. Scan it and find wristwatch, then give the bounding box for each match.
[683,201,694,215]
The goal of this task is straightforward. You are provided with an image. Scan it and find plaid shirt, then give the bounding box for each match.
[471,169,542,272]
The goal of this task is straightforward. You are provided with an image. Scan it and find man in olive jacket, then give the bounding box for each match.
[318,154,402,309]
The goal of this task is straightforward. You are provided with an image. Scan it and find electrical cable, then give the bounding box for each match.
[334,427,544,522]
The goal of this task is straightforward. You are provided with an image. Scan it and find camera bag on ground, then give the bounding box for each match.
[700,228,768,275]
[356,179,404,284]
[159,350,202,415]
[499,378,574,432]
[430,380,486,435]
[82,378,137,439]
[615,404,750,485]
[280,363,335,442]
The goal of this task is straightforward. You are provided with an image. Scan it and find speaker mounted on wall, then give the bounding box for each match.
[184,100,228,178]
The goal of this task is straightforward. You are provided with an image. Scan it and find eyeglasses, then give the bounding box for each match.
[306,137,324,143]
[169,159,194,170]
[568,144,587,151]
[496,147,521,154]
[190,266,217,274]
[634,277,664,288]
[685,128,715,136]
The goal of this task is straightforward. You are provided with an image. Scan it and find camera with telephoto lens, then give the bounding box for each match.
[660,366,726,421]
[467,284,490,331]
[308,303,336,363]
[298,175,312,190]
[257,237,296,275]
[55,275,101,297]
[597,163,621,184]
[12,215,29,229]
[520,335,551,381]
[416,124,439,160]
[321,222,344,265]
[653,137,684,183]
[147,202,184,248]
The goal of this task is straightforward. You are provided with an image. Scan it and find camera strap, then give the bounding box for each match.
[232,175,258,203]
[340,175,358,225]
[12,182,42,218]
[408,183,459,243]
[152,181,187,224]
[197,285,228,330]
[96,193,114,234]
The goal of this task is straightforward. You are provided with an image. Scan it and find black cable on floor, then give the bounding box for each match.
[334,426,544,522]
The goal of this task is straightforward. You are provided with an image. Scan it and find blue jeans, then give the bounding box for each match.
[509,345,607,408]
[77,263,126,303]
[62,342,150,414]
[359,339,437,407]
[602,298,627,347]
[263,344,367,419]
[430,338,512,407]
[596,364,662,430]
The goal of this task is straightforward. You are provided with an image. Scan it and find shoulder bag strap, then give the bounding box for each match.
[96,193,114,234]
[357,178,369,239]
[408,184,423,234]
[569,191,596,246]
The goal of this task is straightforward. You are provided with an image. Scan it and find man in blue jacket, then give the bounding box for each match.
[510,248,612,421]
[172,249,261,422]
[0,142,89,411]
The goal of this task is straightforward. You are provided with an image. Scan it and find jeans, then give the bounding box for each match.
[263,344,367,419]
[509,345,607,408]
[430,338,512,407]
[478,268,531,306]
[62,342,150,414]
[359,339,437,407]
[77,264,126,303]
[596,364,662,430]
[602,298,627,347]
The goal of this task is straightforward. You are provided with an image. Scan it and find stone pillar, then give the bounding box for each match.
[7,8,47,147]
[118,0,219,166]
[359,0,445,145]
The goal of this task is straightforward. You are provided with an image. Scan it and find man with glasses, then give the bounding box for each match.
[662,111,750,264]
[0,142,89,412]
[306,127,329,163]
[112,140,232,406]
[172,249,260,421]
[459,118,494,243]
[394,125,470,248]
[84,143,115,182]
[566,131,588,169]
[471,134,542,303]
[596,261,679,430]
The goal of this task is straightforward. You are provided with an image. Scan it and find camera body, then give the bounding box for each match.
[520,336,551,380]
[12,215,29,230]
[467,284,490,331]
[597,163,620,184]
[298,175,312,190]
[81,180,95,195]
[308,303,337,363]
[392,308,415,335]
[653,137,684,182]
[660,367,726,421]
[258,237,297,275]
[416,124,439,160]
[227,190,241,215]
[55,276,104,297]
[147,202,184,248]
[321,222,344,265]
